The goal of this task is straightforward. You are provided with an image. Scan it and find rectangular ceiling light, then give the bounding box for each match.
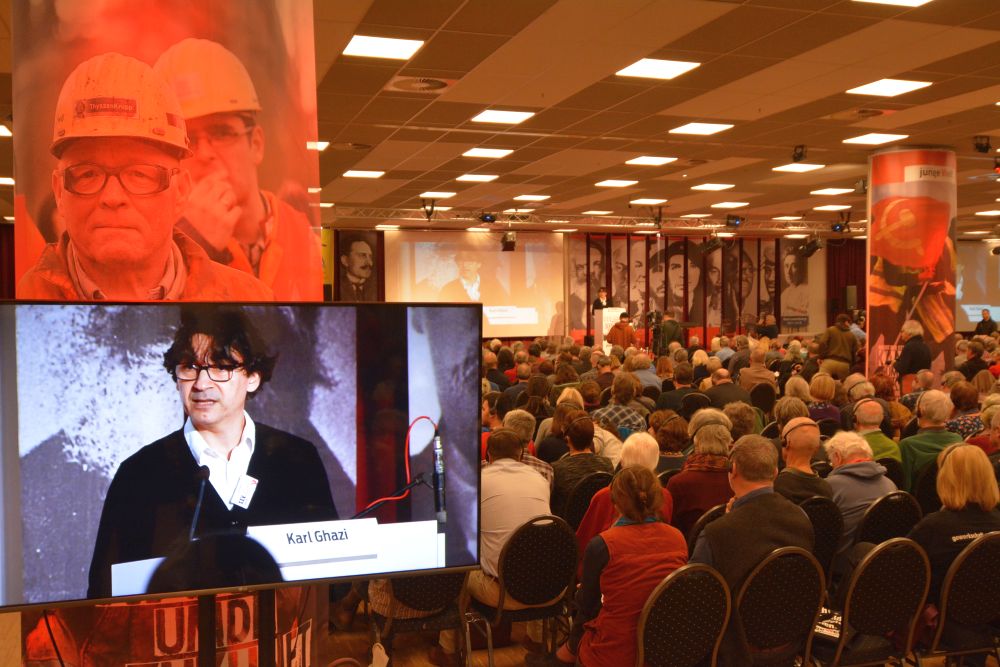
[852,0,933,7]
[616,58,700,80]
[343,35,424,60]
[626,155,677,166]
[318,202,334,208]
[0,177,16,186]
[711,202,748,209]
[467,227,491,232]
[456,173,498,182]
[847,78,932,97]
[773,163,825,173]
[343,170,384,178]
[964,230,991,235]
[811,188,854,195]
[0,126,12,138]
[432,206,452,211]
[670,122,733,135]
[596,179,637,187]
[582,210,613,215]
[420,191,456,199]
[552,228,577,233]
[785,233,809,239]
[514,194,550,201]
[503,208,534,213]
[773,216,803,221]
[975,210,1000,216]
[307,141,330,151]
[814,204,852,211]
[307,187,322,193]
[634,230,659,235]
[691,183,734,191]
[471,109,535,124]
[681,213,711,218]
[843,132,909,145]
[717,232,736,238]
[375,224,400,230]
[630,198,667,205]
[463,147,514,158]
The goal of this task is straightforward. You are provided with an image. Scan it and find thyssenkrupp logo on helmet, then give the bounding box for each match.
[76,97,138,118]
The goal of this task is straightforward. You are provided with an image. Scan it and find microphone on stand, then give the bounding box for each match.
[190,465,210,542]
[432,430,447,527]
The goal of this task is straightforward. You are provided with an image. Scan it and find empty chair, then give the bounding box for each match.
[467,515,577,662]
[735,547,825,666]
[562,472,613,530]
[854,491,922,545]
[685,503,726,555]
[749,383,777,418]
[814,538,930,666]
[679,392,711,421]
[799,496,844,586]
[636,564,731,667]
[912,532,1000,666]
[911,462,941,516]
[366,572,469,661]
[876,457,904,489]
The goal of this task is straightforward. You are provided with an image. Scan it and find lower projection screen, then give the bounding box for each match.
[383,230,566,338]
[956,240,1000,331]
[0,302,481,607]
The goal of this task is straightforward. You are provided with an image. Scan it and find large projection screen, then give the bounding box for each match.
[956,240,1000,331]
[384,231,565,338]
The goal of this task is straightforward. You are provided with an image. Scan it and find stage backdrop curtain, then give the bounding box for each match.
[0,224,12,298]
[825,239,867,326]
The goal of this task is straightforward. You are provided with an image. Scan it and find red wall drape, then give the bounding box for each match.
[825,238,867,327]
[0,224,13,299]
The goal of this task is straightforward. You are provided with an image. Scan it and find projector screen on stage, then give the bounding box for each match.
[956,240,1000,331]
[384,231,565,338]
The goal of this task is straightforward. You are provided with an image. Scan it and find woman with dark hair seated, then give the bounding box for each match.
[653,411,689,472]
[556,466,687,666]
[944,381,983,440]
[520,375,554,438]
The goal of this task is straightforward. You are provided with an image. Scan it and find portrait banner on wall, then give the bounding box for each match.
[336,229,379,301]
[760,240,777,320]
[629,236,647,323]
[740,239,760,330]
[704,242,722,331]
[13,1,323,301]
[648,235,667,320]
[568,236,588,333]
[868,148,957,375]
[778,240,809,330]
[610,236,628,313]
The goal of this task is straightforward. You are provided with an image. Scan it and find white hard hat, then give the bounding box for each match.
[154,38,261,120]
[51,52,191,158]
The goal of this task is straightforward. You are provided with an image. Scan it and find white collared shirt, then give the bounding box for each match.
[184,411,256,510]
[460,275,481,301]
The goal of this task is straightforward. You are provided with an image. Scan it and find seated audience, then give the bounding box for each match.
[558,466,687,667]
[808,373,841,423]
[692,348,711,384]
[535,387,585,442]
[592,373,647,436]
[854,398,901,462]
[666,409,734,536]
[957,340,989,381]
[655,361,696,411]
[653,410,689,472]
[970,368,995,399]
[578,380,602,412]
[627,353,660,391]
[965,400,1000,456]
[945,381,983,440]
[738,346,777,392]
[550,411,614,517]
[724,401,757,440]
[784,375,812,405]
[534,402,579,464]
[690,435,814,667]
[775,417,833,503]
[501,410,553,485]
[899,390,963,490]
[872,372,912,438]
[900,369,935,412]
[705,368,752,409]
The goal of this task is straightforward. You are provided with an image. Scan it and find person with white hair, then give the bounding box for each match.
[824,431,896,572]
[899,390,963,490]
[893,319,931,378]
[572,433,674,566]
[665,409,734,535]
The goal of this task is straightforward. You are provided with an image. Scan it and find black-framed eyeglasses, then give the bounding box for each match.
[62,163,179,196]
[188,125,253,150]
[174,364,243,382]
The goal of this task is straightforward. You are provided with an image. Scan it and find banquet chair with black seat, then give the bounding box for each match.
[658,468,681,487]
[562,471,613,530]
[799,496,844,587]
[900,417,919,439]
[854,491,922,546]
[912,532,1000,667]
[812,538,930,667]
[911,461,941,516]
[816,418,840,439]
[876,457,905,490]
[760,421,780,439]
[643,384,662,402]
[735,546,826,667]
[685,503,727,556]
[679,392,711,421]
[466,515,578,662]
[636,564,731,667]
[599,387,612,407]
[365,572,471,664]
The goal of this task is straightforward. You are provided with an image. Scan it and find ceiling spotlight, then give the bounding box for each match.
[797,238,824,258]
[975,136,992,154]
[831,221,847,233]
[725,214,744,228]
[480,212,496,223]
[792,145,807,163]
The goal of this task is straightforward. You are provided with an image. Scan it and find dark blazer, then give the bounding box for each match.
[592,296,612,311]
[87,423,337,599]
[894,335,931,377]
[705,382,752,409]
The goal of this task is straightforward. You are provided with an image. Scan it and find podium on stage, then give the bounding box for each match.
[594,306,625,354]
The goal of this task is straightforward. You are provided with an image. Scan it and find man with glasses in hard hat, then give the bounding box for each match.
[154,39,323,300]
[18,52,272,301]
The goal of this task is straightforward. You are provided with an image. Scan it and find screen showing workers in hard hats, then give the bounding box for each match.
[0,302,481,606]
[384,230,566,338]
[956,240,1000,331]
[13,2,323,301]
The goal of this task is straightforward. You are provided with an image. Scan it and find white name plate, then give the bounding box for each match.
[248,518,379,569]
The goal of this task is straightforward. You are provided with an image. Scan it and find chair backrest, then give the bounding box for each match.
[749,383,777,415]
[855,491,922,545]
[810,460,833,478]
[391,571,467,612]
[637,564,731,667]
[877,457,905,489]
[831,538,930,665]
[599,386,612,407]
[686,503,727,554]
[798,496,843,584]
[680,392,711,421]
[816,418,840,438]
[550,382,580,404]
[498,515,577,607]
[930,532,1000,650]
[760,421,779,438]
[562,472,613,530]
[912,461,941,515]
[900,416,919,439]
[643,384,662,401]
[736,547,824,663]
[658,468,682,487]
